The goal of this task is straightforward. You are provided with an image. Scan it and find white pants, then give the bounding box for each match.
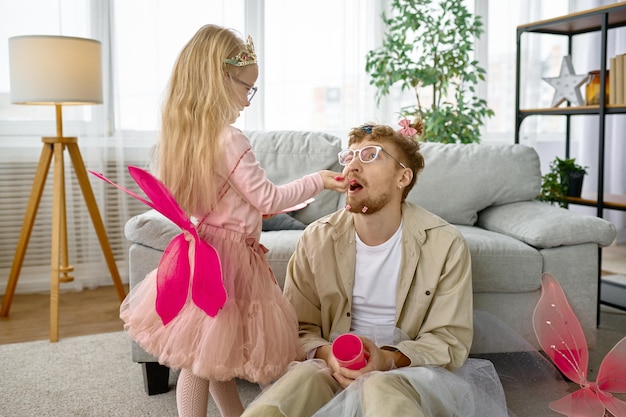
[241,358,509,417]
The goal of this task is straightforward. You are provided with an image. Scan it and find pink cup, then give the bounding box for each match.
[332,333,367,370]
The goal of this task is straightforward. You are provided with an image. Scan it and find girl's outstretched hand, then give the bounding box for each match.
[320,170,349,192]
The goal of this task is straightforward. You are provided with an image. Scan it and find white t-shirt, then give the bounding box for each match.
[350,223,403,339]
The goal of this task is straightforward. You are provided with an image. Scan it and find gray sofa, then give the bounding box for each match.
[124,130,616,394]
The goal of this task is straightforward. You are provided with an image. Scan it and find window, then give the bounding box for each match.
[111,0,381,136]
[488,0,570,145]
[262,0,379,136]
[112,0,245,131]
[0,0,93,129]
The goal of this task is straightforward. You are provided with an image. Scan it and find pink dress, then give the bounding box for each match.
[119,126,323,385]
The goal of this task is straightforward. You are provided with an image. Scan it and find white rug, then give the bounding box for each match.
[0,332,259,417]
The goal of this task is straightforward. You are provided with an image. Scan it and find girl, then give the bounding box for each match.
[120,24,348,417]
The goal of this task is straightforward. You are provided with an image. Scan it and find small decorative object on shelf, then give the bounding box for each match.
[585,70,609,105]
[538,156,588,208]
[542,56,587,107]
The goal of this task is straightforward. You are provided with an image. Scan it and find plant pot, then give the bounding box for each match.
[566,171,585,197]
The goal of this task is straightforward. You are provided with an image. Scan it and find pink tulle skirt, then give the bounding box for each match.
[120,224,304,386]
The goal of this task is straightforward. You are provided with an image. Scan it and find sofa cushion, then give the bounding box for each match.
[477,201,617,248]
[262,213,306,231]
[456,225,543,293]
[259,230,304,288]
[408,143,541,226]
[246,130,344,225]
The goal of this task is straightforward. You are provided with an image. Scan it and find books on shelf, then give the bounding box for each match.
[609,53,626,105]
[610,57,616,105]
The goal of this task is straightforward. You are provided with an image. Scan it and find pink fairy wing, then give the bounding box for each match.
[90,166,191,232]
[600,390,626,417]
[92,166,227,320]
[127,166,191,232]
[89,170,155,210]
[191,236,227,317]
[549,389,606,417]
[597,337,626,393]
[533,273,589,384]
[155,234,191,325]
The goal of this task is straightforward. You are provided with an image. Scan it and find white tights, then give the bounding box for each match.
[176,368,244,417]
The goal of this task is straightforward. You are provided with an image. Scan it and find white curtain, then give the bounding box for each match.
[0,0,147,294]
[0,0,250,294]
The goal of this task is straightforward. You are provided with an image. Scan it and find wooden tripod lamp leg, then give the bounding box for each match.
[58,157,74,284]
[66,141,126,302]
[2,135,126,342]
[50,141,66,342]
[0,141,54,317]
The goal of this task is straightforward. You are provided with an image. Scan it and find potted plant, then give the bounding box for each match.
[365,0,494,143]
[538,157,588,207]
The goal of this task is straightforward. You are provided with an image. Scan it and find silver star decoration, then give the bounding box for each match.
[543,56,587,107]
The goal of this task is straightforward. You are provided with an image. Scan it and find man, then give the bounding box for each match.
[242,122,504,417]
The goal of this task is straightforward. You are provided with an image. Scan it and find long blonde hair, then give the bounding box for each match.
[157,24,250,215]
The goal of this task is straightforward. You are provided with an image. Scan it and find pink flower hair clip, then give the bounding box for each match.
[397,118,418,137]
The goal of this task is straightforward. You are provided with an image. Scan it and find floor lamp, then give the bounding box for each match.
[1,35,126,342]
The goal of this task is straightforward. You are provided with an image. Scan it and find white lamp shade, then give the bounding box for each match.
[9,35,103,105]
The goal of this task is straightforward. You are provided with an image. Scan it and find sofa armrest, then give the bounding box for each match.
[477,201,616,249]
[125,209,178,251]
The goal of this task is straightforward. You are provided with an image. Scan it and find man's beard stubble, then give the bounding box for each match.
[345,190,391,215]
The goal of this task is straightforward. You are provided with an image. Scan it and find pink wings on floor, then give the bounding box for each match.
[533,272,626,417]
[89,166,227,325]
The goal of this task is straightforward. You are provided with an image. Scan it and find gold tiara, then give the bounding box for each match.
[223,35,257,67]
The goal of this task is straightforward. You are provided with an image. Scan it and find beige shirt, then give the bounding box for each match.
[283,202,473,370]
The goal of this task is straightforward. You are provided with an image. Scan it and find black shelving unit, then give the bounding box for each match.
[515,2,626,319]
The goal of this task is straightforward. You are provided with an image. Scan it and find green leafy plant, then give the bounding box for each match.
[538,157,588,207]
[365,0,494,144]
